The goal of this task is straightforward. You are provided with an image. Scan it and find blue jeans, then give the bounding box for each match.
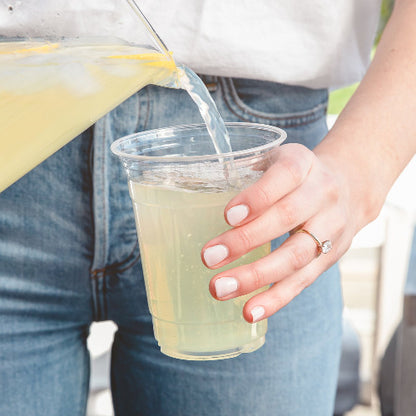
[0,77,342,415]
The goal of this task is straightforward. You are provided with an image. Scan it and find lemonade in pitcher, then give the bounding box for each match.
[0,39,178,192]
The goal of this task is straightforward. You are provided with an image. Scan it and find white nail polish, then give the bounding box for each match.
[251,306,265,323]
[215,277,238,298]
[226,204,249,226]
[203,245,229,267]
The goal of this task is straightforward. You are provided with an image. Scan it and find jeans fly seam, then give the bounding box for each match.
[135,92,141,132]
[102,270,108,320]
[137,88,150,132]
[145,88,150,131]
[90,269,109,321]
[101,123,108,267]
[87,126,95,269]
[91,268,106,277]
[90,270,102,321]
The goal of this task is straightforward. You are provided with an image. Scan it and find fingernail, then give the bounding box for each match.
[203,244,229,267]
[251,306,265,323]
[226,204,249,226]
[215,277,238,298]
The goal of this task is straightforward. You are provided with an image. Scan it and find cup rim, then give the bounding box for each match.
[110,122,287,162]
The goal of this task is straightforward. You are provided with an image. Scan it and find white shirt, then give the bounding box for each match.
[140,0,382,89]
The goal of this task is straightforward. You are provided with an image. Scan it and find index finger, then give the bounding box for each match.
[225,143,314,226]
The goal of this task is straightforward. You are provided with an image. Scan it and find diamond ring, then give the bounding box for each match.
[293,228,332,257]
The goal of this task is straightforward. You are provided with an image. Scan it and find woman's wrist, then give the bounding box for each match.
[314,125,391,233]
[314,0,416,231]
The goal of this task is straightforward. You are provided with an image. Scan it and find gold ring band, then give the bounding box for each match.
[294,229,332,256]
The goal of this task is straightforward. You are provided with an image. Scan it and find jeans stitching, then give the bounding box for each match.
[227,78,327,120]
[136,88,151,132]
[220,78,327,127]
[90,240,141,321]
[101,123,108,268]
[117,248,141,273]
[111,240,141,274]
[87,126,95,266]
[90,240,141,277]
[103,270,108,320]
[91,271,102,321]
[144,88,150,131]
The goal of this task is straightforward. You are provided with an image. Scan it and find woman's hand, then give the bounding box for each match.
[201,0,416,323]
[202,0,416,324]
[201,142,362,323]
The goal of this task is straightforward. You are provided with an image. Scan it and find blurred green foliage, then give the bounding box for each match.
[328,0,394,114]
[376,0,395,44]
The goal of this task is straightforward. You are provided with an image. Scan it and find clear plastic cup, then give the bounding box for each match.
[111,122,286,360]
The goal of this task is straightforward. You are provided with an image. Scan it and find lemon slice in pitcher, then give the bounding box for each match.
[0,42,59,55]
[107,51,177,70]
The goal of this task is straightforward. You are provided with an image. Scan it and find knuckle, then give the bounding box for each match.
[270,289,291,309]
[278,199,297,229]
[296,276,312,292]
[287,243,311,271]
[249,263,267,289]
[327,213,349,244]
[333,216,347,236]
[331,232,351,259]
[235,226,254,252]
[322,171,340,202]
[253,182,274,207]
[281,158,304,186]
[280,145,311,185]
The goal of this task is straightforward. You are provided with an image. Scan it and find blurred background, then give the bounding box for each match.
[87,1,416,415]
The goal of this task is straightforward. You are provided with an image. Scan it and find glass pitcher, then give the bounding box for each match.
[0,0,178,192]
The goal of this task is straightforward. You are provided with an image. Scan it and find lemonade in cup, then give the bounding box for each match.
[111,122,286,360]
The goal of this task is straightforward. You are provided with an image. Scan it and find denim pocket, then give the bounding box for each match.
[220,77,328,129]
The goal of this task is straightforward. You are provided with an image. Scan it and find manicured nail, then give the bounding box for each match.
[226,204,249,226]
[203,244,229,267]
[251,306,265,323]
[215,277,238,298]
